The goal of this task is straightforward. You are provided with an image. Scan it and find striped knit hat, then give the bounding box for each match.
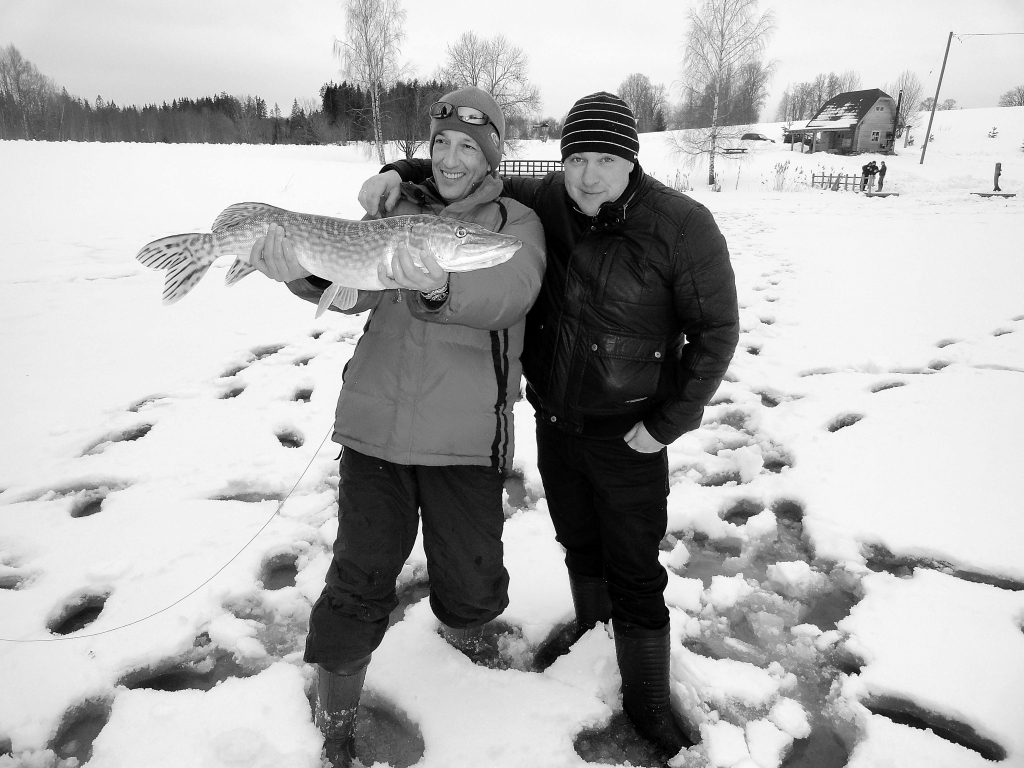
[560,92,639,163]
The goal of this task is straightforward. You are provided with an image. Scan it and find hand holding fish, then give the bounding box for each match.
[377,247,447,293]
[249,224,311,283]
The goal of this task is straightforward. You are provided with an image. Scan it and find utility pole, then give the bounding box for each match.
[920,32,953,165]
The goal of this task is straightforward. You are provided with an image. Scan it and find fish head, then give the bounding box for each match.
[420,218,522,273]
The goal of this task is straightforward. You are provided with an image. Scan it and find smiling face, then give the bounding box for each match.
[562,152,634,216]
[431,129,490,203]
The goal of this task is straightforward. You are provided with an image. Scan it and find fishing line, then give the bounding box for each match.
[0,423,336,644]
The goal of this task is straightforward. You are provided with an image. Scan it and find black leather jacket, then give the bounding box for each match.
[383,161,739,444]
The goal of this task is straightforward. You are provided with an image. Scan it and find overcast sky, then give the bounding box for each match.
[2,0,1022,122]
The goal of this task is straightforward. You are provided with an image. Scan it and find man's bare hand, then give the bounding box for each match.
[357,171,403,217]
[248,224,311,283]
[624,421,666,453]
[376,246,448,293]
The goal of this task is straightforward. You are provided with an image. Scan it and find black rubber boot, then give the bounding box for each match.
[314,656,370,768]
[438,622,485,657]
[534,571,612,670]
[613,620,694,758]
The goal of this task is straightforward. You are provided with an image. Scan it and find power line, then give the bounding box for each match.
[0,425,336,644]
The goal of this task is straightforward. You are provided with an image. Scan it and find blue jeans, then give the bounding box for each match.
[304,448,509,666]
[536,418,671,630]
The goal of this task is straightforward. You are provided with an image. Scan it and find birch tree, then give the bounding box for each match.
[680,0,775,184]
[617,73,668,133]
[437,32,540,134]
[335,0,406,163]
[884,70,923,145]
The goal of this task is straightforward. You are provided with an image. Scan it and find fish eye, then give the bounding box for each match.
[455,226,467,238]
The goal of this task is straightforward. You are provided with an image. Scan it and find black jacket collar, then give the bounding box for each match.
[568,163,646,230]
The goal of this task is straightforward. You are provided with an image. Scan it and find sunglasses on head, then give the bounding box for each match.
[429,101,495,130]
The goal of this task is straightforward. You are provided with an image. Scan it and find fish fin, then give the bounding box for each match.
[211,202,287,234]
[136,233,216,305]
[224,256,258,286]
[315,283,357,318]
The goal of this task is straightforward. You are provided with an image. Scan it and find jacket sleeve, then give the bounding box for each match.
[408,200,546,331]
[383,159,432,184]
[644,205,739,445]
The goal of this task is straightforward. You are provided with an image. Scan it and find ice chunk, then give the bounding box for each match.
[768,697,811,739]
[703,720,751,766]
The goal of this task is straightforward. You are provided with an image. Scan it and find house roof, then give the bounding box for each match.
[804,89,893,131]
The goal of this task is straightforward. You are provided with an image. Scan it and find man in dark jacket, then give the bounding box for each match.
[358,92,739,759]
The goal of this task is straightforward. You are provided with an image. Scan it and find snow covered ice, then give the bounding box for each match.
[1,106,1023,768]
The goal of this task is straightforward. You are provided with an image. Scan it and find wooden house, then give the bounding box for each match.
[786,89,898,155]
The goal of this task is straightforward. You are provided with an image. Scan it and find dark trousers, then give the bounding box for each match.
[536,418,671,630]
[304,448,510,667]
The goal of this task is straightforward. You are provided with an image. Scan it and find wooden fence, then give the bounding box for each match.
[812,173,875,192]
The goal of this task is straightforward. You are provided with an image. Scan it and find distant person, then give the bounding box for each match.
[861,160,878,191]
[994,162,1002,192]
[357,91,739,759]
[877,161,887,191]
[250,85,546,768]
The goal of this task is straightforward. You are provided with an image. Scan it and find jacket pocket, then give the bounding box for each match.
[576,332,666,414]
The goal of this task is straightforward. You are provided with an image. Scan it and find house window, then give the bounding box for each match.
[876,106,883,111]
[871,131,880,141]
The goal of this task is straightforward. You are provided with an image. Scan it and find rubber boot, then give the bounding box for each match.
[314,656,370,768]
[613,619,694,758]
[534,571,612,670]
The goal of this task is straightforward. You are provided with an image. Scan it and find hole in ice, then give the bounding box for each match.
[348,692,426,768]
[0,570,26,590]
[760,315,776,325]
[866,544,1024,590]
[574,711,684,767]
[870,380,905,393]
[293,387,313,403]
[763,455,792,473]
[773,499,804,523]
[49,593,109,635]
[310,329,324,339]
[391,577,431,628]
[122,644,253,692]
[49,698,111,766]
[935,338,959,348]
[864,695,1007,760]
[928,359,951,371]
[722,498,764,525]
[221,386,245,399]
[219,364,247,378]
[212,489,285,503]
[260,554,298,590]
[827,413,863,432]
[128,394,168,412]
[503,472,529,514]
[709,395,733,405]
[747,346,761,355]
[992,327,1013,336]
[293,356,314,366]
[276,430,304,448]
[250,344,286,361]
[70,487,108,518]
[81,423,153,455]
[760,391,780,407]
[697,470,744,487]
[782,729,850,768]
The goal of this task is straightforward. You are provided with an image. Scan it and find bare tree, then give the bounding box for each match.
[335,0,407,163]
[998,85,1024,107]
[679,0,775,184]
[617,73,668,133]
[437,31,540,135]
[883,70,923,146]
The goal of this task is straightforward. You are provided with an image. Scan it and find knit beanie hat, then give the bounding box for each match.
[430,86,505,172]
[560,91,639,163]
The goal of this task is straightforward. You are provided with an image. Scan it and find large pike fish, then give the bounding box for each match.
[136,202,522,317]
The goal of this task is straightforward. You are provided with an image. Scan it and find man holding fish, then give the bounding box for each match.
[249,86,545,767]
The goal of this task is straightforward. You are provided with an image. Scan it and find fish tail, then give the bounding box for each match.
[135,233,217,305]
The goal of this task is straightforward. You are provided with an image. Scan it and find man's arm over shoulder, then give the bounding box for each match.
[381,160,548,210]
[646,202,739,445]
[409,200,546,330]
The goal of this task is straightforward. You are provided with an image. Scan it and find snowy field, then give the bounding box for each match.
[1,105,1023,768]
